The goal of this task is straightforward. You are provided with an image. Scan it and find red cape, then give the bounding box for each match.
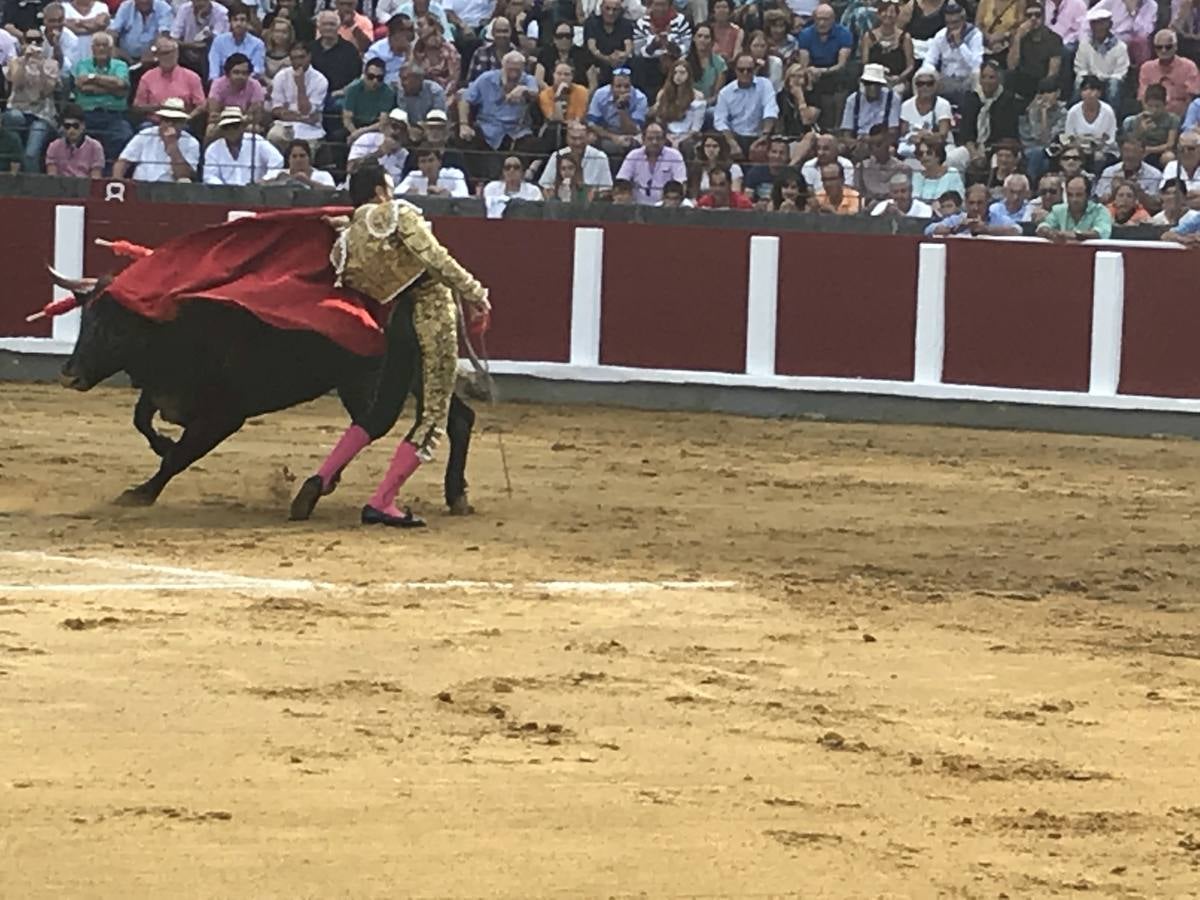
[103,207,386,357]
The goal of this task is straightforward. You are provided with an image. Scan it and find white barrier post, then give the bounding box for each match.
[51,205,86,345]
[569,226,604,367]
[1089,251,1125,397]
[744,235,780,377]
[913,242,946,385]
[227,210,255,221]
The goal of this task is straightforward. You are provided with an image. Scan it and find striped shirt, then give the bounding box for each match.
[633,11,692,58]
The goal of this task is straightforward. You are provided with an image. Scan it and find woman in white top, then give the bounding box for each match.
[482,155,543,218]
[1065,74,1119,169]
[692,132,744,193]
[746,30,784,92]
[654,58,706,155]
[898,66,954,159]
[63,0,110,34]
[263,139,335,188]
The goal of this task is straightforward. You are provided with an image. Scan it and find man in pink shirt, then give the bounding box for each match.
[133,37,206,120]
[205,50,266,137]
[44,103,105,176]
[1139,28,1200,116]
[1044,0,1087,47]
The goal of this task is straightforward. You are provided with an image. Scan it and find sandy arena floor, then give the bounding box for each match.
[1,383,1199,899]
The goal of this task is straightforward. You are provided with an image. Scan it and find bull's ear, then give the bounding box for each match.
[46,265,99,294]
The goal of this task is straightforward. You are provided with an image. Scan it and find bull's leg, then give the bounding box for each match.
[132,390,176,458]
[116,409,245,506]
[444,394,475,515]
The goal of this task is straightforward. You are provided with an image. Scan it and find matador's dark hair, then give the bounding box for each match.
[348,162,389,208]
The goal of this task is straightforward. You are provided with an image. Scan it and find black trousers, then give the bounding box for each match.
[356,298,424,442]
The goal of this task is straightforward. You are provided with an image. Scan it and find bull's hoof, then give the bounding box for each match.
[447,494,474,516]
[114,486,157,507]
[289,475,324,521]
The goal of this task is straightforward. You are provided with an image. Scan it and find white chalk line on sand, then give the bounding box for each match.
[0,551,737,595]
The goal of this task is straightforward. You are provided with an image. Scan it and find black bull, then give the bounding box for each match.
[54,276,474,510]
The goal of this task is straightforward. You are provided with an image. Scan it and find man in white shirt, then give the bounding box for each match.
[538,120,613,191]
[347,106,411,178]
[443,0,493,31]
[923,2,984,107]
[482,155,542,217]
[800,132,854,191]
[871,173,934,217]
[1159,132,1200,191]
[267,41,328,151]
[203,105,281,185]
[396,146,469,196]
[1073,7,1128,103]
[112,98,199,180]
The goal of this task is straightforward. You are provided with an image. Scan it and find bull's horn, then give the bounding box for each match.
[46,265,98,293]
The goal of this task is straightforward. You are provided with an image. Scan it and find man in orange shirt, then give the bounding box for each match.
[335,0,375,52]
[814,161,861,213]
[1138,28,1200,117]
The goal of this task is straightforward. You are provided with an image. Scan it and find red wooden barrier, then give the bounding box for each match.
[943,241,1093,392]
[1119,247,1200,399]
[599,222,749,372]
[1,199,61,338]
[774,232,919,380]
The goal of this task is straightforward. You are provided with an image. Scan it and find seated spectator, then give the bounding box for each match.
[268,42,328,152]
[1139,28,1200,117]
[1150,177,1187,225]
[743,134,795,194]
[202,105,281,184]
[262,137,336,187]
[74,33,132,168]
[584,0,635,86]
[855,123,908,204]
[745,30,783,92]
[1065,74,1118,172]
[1132,84,1179,168]
[796,3,853,129]
[397,145,469,194]
[695,163,754,207]
[1073,7,1126,107]
[540,61,590,146]
[775,62,819,159]
[459,48,538,179]
[263,16,295,81]
[485,0,537,58]
[1036,172,1113,239]
[984,138,1023,199]
[209,4,266,80]
[813,160,860,212]
[406,108,467,171]
[539,119,615,195]
[633,0,692,98]
[1027,172,1063,223]
[1107,179,1151,223]
[109,0,173,65]
[763,8,798,68]
[536,21,589,88]
[709,0,742,64]
[693,130,745,192]
[395,64,447,130]
[64,0,112,36]
[975,0,1023,63]
[466,15,511,83]
[44,103,105,176]
[376,0,448,32]
[335,0,374,53]
[3,29,59,173]
[1174,0,1200,61]
[937,189,963,218]
[112,97,200,180]
[546,152,592,202]
[610,177,635,204]
[1043,0,1088,52]
[839,63,900,157]
[410,14,459,94]
[1161,206,1200,242]
[714,52,777,159]
[310,11,362,101]
[1160,131,1200,190]
[587,65,649,157]
[1020,77,1067,183]
[482,154,542,217]
[860,0,914,94]
[1101,0,1155,68]
[134,37,205,120]
[687,23,728,106]
[923,2,983,107]
[800,131,853,190]
[343,57,397,140]
[654,57,705,154]
[1094,134,1162,209]
[871,171,934,216]
[1006,1,1062,103]
[42,4,83,71]
[898,67,956,163]
[365,15,414,87]
[170,0,228,79]
[206,53,266,139]
[771,170,810,211]
[616,120,688,203]
[989,172,1031,222]
[959,60,1021,175]
[264,0,313,45]
[658,179,694,207]
[347,107,411,178]
[911,135,965,201]
[925,182,1021,235]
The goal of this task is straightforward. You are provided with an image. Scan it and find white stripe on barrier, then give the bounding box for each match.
[51,205,86,345]
[913,242,947,386]
[744,235,780,377]
[569,227,604,367]
[1089,252,1125,397]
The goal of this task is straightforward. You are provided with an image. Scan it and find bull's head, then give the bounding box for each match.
[42,267,144,391]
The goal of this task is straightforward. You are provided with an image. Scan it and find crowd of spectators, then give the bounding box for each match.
[1,0,1200,236]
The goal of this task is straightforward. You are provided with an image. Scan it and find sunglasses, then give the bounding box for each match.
[25,35,43,43]
[915,79,935,86]
[555,31,571,38]
[1156,43,1176,49]
[63,121,82,129]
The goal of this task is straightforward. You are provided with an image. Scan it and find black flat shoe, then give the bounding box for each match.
[361,505,426,528]
[289,475,324,521]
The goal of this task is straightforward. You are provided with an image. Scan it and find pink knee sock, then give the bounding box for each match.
[367,441,422,516]
[316,424,371,489]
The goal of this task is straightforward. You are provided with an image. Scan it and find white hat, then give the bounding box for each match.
[424,108,448,123]
[861,63,889,85]
[387,107,409,124]
[216,106,245,127]
[157,97,189,120]
[1086,6,1112,20]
